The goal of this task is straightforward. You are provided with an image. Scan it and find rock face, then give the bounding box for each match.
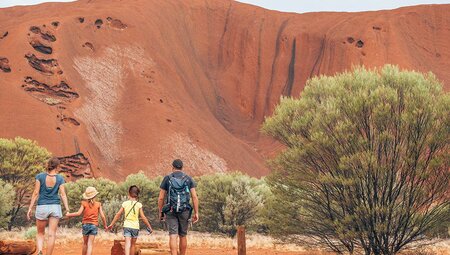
[0,0,449,180]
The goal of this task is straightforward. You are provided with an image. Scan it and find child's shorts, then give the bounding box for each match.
[82,224,98,236]
[123,227,139,238]
[35,205,62,220]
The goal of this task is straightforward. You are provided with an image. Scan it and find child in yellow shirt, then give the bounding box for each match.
[108,185,153,255]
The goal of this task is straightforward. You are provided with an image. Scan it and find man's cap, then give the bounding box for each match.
[172,159,183,169]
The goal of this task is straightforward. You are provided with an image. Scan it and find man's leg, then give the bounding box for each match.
[179,236,187,255]
[169,234,178,255]
[178,210,190,255]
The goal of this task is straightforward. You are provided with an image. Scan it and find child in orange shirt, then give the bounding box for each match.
[67,187,108,255]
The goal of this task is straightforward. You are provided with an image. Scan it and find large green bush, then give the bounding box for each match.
[0,137,51,230]
[0,179,15,229]
[263,65,450,255]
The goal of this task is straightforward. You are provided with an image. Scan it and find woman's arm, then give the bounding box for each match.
[139,208,153,231]
[59,184,70,213]
[27,180,40,220]
[99,205,108,230]
[66,204,84,217]
[107,207,124,229]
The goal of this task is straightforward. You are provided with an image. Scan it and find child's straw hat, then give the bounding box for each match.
[82,186,99,200]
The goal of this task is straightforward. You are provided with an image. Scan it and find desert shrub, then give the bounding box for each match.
[24,226,37,240]
[0,137,51,230]
[117,172,162,226]
[0,179,15,229]
[263,65,449,254]
[102,198,125,233]
[64,177,118,226]
[196,172,269,237]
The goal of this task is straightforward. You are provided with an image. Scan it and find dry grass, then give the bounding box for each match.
[0,228,308,251]
[1,228,448,254]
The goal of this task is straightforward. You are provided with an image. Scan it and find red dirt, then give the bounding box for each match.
[0,0,449,180]
[57,241,331,255]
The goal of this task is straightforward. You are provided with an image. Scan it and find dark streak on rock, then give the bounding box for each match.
[264,18,290,114]
[283,38,296,96]
[252,17,265,117]
[309,37,326,78]
[218,2,233,66]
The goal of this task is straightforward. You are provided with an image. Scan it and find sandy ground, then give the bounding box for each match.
[56,240,330,255]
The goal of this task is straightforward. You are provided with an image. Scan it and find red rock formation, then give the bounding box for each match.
[0,0,448,180]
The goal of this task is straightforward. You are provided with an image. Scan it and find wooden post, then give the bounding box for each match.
[237,226,246,255]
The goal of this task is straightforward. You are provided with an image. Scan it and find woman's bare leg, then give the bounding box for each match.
[36,219,47,254]
[46,217,59,255]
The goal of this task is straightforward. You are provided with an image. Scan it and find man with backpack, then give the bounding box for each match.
[158,159,199,255]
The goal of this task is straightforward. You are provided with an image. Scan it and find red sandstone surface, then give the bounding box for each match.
[0,0,449,180]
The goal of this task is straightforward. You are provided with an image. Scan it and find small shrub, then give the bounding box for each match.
[24,226,37,240]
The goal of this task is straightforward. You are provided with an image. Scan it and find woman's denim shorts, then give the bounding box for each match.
[35,204,62,220]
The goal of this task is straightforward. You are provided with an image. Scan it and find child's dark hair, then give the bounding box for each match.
[129,185,140,199]
[47,157,60,172]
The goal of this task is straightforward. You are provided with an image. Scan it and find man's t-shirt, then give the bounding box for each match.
[122,200,142,230]
[160,171,196,191]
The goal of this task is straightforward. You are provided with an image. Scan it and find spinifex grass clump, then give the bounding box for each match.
[263,65,450,255]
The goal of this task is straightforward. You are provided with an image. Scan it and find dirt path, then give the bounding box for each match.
[56,241,330,255]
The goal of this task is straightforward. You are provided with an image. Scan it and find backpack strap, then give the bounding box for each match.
[125,201,138,218]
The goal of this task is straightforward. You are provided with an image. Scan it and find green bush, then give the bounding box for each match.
[0,179,15,229]
[196,172,270,237]
[117,172,162,225]
[0,137,51,230]
[24,226,37,240]
[263,65,450,254]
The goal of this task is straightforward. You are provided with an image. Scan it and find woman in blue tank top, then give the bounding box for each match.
[27,157,70,255]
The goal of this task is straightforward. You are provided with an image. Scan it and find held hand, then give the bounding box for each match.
[159,212,165,221]
[192,213,199,224]
[107,225,113,230]
[27,209,32,221]
[146,226,153,234]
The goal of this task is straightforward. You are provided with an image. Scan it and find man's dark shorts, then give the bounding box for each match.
[166,210,190,237]
[82,224,98,236]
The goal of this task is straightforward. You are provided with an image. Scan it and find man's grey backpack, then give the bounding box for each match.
[163,173,191,213]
